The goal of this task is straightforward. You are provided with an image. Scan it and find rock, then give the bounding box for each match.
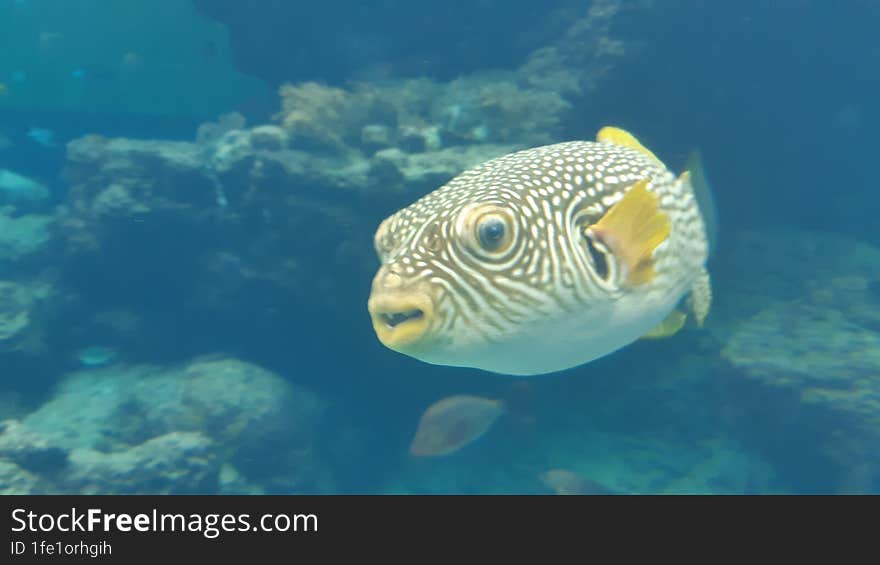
[274,82,354,152]
[0,281,50,346]
[361,124,393,152]
[0,210,52,266]
[722,295,880,432]
[0,460,39,494]
[65,432,216,494]
[217,463,264,494]
[62,136,210,214]
[0,169,51,211]
[196,112,247,145]
[0,419,69,474]
[249,125,288,151]
[517,0,638,96]
[370,144,522,194]
[140,356,325,454]
[397,125,428,153]
[716,228,880,488]
[23,356,325,490]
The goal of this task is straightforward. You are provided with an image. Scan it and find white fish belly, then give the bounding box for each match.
[424,281,687,376]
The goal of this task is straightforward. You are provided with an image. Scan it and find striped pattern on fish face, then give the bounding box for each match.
[368,138,709,376]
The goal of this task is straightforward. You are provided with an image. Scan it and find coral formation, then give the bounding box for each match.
[0,280,50,351]
[273,73,568,155]
[0,209,52,266]
[0,169,51,211]
[0,356,328,493]
[517,0,640,97]
[716,229,880,491]
[719,231,880,413]
[65,432,217,494]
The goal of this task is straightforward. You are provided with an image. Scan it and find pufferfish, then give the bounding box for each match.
[367,127,715,376]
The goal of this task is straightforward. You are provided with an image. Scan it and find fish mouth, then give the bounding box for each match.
[380,310,424,327]
[368,293,434,350]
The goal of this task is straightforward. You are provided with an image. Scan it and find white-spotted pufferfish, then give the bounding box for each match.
[367,127,715,376]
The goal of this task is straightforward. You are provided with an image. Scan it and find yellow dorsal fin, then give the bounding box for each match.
[641,309,687,339]
[586,179,671,286]
[596,126,663,165]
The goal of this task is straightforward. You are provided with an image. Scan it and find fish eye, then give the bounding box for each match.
[456,204,519,260]
[474,213,513,254]
[478,217,507,250]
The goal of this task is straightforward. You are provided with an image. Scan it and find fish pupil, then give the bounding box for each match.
[478,218,506,250]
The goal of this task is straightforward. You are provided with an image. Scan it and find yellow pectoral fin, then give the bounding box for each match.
[596,126,663,165]
[641,309,687,340]
[586,179,671,286]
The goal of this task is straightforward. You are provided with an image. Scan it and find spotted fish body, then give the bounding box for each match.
[368,127,712,376]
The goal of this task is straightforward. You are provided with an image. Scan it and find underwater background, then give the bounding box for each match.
[1,0,878,494]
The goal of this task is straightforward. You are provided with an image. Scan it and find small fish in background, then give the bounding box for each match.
[409,394,504,457]
[71,68,86,80]
[538,469,619,495]
[10,70,26,84]
[0,83,8,96]
[76,346,118,368]
[0,133,12,152]
[26,127,56,147]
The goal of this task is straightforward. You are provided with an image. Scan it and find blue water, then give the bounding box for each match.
[0,0,878,494]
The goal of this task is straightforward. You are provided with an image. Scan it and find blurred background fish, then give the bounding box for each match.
[409,394,505,457]
[26,127,56,147]
[76,346,119,368]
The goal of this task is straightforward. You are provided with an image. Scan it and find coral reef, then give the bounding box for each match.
[0,208,53,267]
[0,419,68,475]
[716,229,880,491]
[0,356,329,494]
[719,230,880,421]
[273,74,569,154]
[65,432,217,494]
[0,169,51,211]
[0,280,50,353]
[0,460,39,495]
[517,0,643,97]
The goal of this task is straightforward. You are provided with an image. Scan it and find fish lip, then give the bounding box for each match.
[367,293,434,350]
[379,309,424,328]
